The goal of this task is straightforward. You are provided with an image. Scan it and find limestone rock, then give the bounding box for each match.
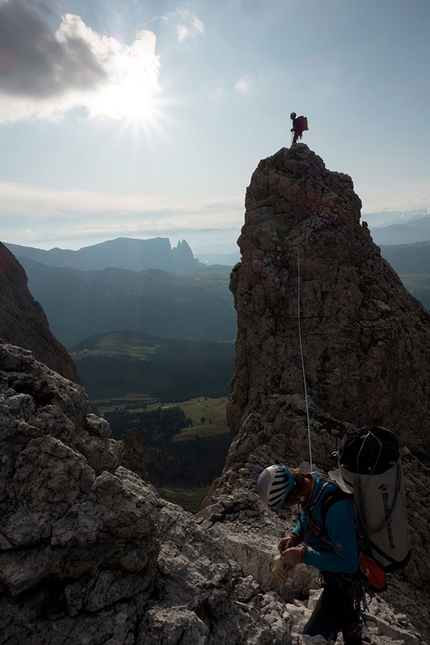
[0,242,80,383]
[0,341,294,644]
[227,145,430,459]
[121,427,149,482]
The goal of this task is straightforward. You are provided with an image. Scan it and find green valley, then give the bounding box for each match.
[73,331,234,511]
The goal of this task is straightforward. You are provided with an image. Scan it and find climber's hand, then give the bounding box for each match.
[281,547,303,566]
[278,535,296,554]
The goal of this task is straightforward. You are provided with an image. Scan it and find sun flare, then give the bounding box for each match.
[100,74,159,124]
[74,26,164,127]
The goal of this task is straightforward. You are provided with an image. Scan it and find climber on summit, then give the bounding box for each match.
[290,112,308,144]
[258,465,363,645]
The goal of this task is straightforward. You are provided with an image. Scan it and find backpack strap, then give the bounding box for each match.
[321,487,353,525]
[304,478,354,550]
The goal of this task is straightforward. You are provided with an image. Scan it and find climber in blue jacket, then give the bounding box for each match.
[258,465,363,645]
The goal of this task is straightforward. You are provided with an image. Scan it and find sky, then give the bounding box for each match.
[1,0,430,251]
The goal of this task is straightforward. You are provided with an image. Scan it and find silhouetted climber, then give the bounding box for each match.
[290,112,308,144]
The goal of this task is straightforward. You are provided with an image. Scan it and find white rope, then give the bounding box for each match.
[293,160,313,471]
[296,239,313,471]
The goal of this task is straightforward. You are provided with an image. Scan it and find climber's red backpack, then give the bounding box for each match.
[297,116,309,132]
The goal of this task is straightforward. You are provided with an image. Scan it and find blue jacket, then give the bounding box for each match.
[291,474,359,574]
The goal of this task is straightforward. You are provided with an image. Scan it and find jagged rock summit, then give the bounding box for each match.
[228,144,430,458]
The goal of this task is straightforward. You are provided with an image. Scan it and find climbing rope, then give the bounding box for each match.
[293,159,313,471]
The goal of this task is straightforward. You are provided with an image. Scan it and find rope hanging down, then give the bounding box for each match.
[293,162,313,471]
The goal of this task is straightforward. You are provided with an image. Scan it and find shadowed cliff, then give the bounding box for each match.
[0,242,80,383]
[227,144,430,460]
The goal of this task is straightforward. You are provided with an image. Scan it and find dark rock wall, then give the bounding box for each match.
[0,342,293,643]
[0,243,80,383]
[227,145,430,458]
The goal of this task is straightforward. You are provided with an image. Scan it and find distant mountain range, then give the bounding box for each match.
[5,234,430,355]
[197,252,240,266]
[369,215,430,245]
[362,208,429,228]
[380,241,430,311]
[5,237,199,273]
[380,241,430,274]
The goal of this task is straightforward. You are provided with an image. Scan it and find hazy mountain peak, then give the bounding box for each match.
[5,236,200,273]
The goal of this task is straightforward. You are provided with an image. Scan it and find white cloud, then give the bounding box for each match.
[161,6,204,44]
[0,1,160,122]
[176,9,204,43]
[234,76,251,93]
[0,181,162,215]
[0,180,243,220]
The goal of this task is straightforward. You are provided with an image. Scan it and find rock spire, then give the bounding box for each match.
[228,144,430,459]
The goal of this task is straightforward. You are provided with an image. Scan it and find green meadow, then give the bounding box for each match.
[98,395,232,512]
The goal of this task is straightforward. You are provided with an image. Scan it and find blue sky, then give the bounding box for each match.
[1,0,429,251]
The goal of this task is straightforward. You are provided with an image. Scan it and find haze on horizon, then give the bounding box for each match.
[1,0,429,251]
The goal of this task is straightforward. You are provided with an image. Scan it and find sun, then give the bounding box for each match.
[101,74,159,124]
[85,33,169,135]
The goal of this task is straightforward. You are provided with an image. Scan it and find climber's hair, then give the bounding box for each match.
[283,468,307,506]
[289,468,306,490]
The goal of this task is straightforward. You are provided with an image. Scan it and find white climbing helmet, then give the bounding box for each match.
[257,465,295,509]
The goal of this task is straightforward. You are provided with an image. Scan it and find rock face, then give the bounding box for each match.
[227,145,430,459]
[172,239,199,272]
[0,341,293,644]
[120,428,149,482]
[0,242,80,383]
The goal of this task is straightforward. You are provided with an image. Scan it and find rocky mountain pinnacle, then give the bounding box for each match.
[227,144,430,458]
[1,146,429,644]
